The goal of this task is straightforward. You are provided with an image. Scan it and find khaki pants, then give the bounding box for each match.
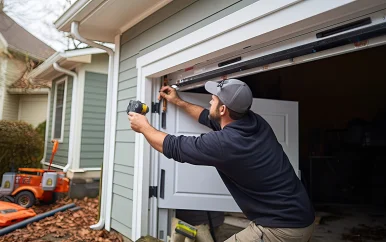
[225,221,315,242]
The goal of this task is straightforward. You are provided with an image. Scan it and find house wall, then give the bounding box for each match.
[1,90,19,120]
[0,86,4,119]
[46,75,73,167]
[76,53,109,170]
[80,71,108,168]
[114,0,258,237]
[18,94,48,127]
[0,57,6,119]
[0,55,26,120]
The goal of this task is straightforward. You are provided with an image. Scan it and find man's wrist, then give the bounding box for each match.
[140,123,154,134]
[175,98,186,107]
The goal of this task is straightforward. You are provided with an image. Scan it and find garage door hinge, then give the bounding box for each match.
[149,186,158,198]
[152,102,161,114]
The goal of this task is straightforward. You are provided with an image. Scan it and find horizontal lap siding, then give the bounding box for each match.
[113,0,258,237]
[2,91,19,120]
[80,72,108,168]
[46,75,72,167]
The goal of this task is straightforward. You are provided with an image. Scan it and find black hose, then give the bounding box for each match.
[0,203,76,236]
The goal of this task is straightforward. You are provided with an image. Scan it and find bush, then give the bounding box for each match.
[35,121,46,142]
[0,120,44,180]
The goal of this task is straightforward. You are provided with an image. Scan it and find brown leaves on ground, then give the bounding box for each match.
[0,197,124,242]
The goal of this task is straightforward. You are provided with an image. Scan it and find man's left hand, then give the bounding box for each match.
[128,112,150,133]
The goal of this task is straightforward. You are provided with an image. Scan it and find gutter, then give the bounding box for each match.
[52,62,78,173]
[70,21,115,230]
[28,53,63,84]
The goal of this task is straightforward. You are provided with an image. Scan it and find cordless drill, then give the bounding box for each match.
[126,100,149,115]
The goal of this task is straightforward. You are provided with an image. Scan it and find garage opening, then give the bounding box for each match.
[176,44,386,241]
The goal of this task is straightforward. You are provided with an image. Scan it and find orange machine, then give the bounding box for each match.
[0,140,70,208]
[0,201,36,227]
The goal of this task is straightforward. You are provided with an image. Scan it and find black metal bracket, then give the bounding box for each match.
[149,186,158,198]
[152,102,160,114]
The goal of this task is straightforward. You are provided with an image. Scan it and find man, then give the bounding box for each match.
[128,79,315,242]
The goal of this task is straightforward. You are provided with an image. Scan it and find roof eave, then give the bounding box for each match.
[27,52,64,81]
[7,45,47,62]
[27,47,109,82]
[54,0,105,32]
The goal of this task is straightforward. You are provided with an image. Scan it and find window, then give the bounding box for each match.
[52,78,67,142]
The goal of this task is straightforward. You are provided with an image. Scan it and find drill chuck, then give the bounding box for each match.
[127,100,149,115]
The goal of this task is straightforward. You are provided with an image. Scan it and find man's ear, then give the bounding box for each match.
[220,105,226,116]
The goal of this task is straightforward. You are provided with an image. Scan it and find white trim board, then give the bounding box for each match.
[131,0,386,240]
[72,66,85,171]
[137,0,386,76]
[51,77,68,143]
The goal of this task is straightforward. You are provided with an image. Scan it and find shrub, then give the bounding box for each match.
[0,120,44,180]
[35,121,46,141]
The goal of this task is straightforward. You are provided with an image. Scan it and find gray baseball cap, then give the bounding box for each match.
[205,79,253,113]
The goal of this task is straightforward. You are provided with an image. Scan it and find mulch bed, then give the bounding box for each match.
[0,197,124,242]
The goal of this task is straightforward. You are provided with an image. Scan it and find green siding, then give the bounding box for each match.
[113,0,259,237]
[46,75,73,167]
[80,71,107,168]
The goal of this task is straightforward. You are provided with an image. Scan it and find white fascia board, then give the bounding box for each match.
[62,47,113,58]
[136,0,363,72]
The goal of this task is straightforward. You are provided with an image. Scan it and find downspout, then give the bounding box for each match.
[53,62,78,173]
[40,88,51,167]
[70,21,115,230]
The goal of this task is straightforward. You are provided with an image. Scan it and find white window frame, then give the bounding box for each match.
[51,77,68,143]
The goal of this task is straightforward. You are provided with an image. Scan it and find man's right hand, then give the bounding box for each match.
[159,85,204,121]
[159,86,182,105]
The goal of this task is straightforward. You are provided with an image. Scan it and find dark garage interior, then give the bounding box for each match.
[239,44,386,207]
[184,44,386,241]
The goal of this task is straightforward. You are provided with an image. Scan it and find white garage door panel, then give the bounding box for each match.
[158,92,298,212]
[176,164,229,195]
[250,99,299,173]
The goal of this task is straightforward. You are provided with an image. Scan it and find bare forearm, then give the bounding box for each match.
[141,125,168,153]
[176,99,204,121]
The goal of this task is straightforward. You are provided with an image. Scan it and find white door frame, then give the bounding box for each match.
[132,0,386,239]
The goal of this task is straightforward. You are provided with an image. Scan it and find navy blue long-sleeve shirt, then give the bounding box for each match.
[163,109,315,228]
